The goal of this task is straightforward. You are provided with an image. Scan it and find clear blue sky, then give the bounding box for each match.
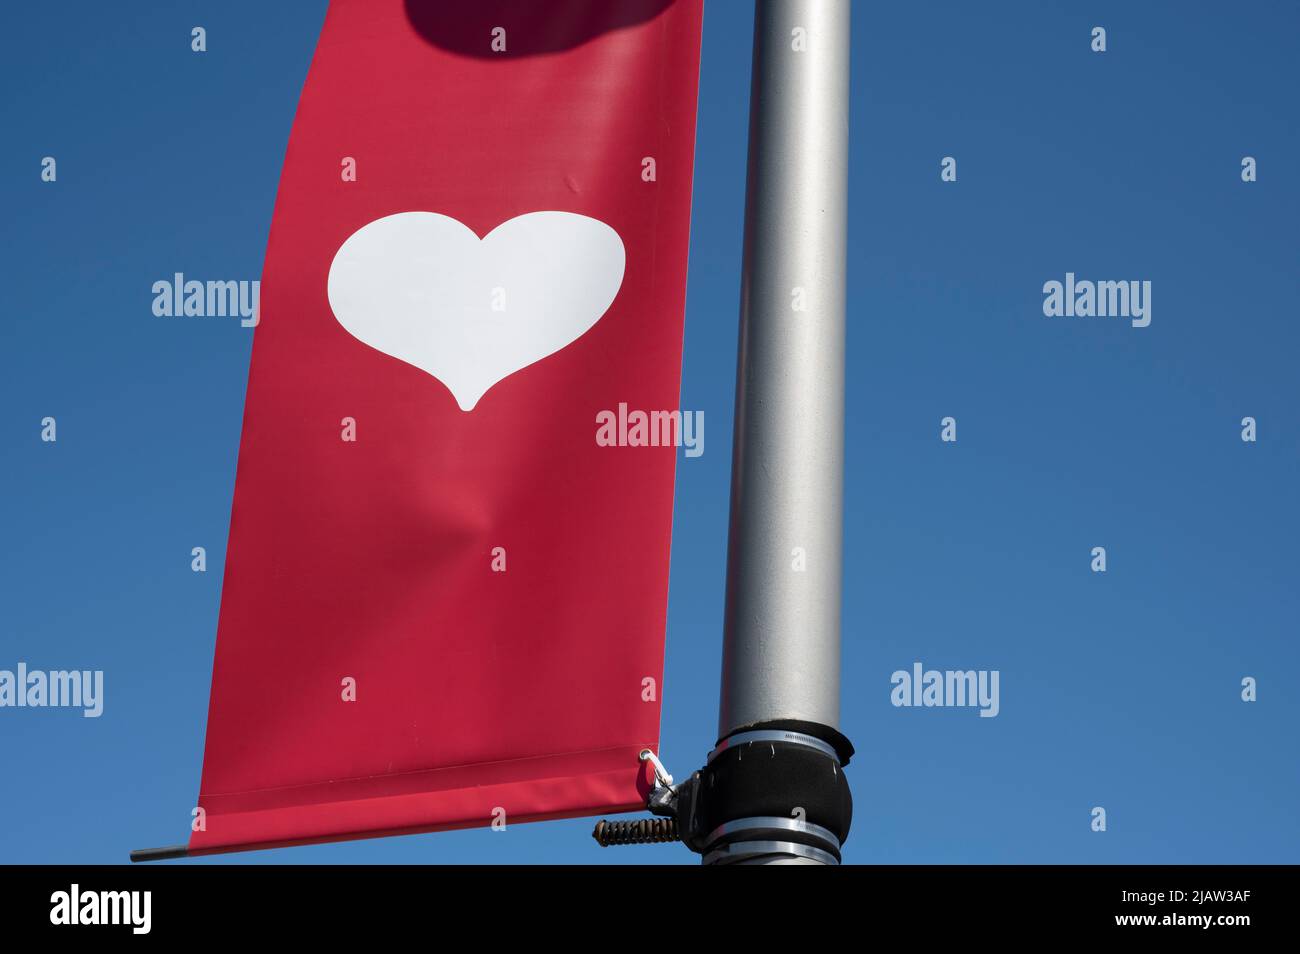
[2,0,1297,864]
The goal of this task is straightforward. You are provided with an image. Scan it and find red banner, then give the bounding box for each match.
[190,0,702,855]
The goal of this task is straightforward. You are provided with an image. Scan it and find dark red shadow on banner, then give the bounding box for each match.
[404,0,676,57]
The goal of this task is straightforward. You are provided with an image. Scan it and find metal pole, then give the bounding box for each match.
[710,0,852,865]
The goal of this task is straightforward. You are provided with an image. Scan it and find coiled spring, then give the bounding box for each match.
[592,817,680,846]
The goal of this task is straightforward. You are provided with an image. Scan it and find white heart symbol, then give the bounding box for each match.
[327,211,626,410]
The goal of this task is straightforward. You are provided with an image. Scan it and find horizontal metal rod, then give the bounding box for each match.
[129,844,189,863]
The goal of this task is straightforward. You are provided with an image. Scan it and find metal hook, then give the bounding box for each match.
[639,748,674,790]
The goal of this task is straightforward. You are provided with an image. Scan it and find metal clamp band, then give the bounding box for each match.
[703,815,841,853]
[707,729,840,765]
[702,839,841,867]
